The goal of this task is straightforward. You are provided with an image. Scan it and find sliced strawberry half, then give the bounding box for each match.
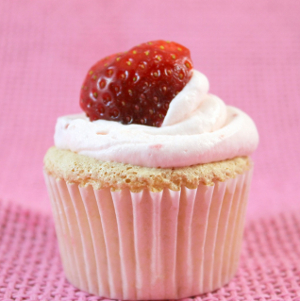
[80,40,193,127]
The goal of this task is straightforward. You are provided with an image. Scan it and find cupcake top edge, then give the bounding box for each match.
[44,147,252,191]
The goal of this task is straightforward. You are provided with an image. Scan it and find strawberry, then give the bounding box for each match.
[80,40,193,127]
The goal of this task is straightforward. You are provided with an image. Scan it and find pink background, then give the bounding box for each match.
[0,0,299,220]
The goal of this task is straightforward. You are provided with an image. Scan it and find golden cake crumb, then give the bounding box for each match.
[44,146,252,192]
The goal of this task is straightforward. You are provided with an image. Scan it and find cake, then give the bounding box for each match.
[44,40,259,299]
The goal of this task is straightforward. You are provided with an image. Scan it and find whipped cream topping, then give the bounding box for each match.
[54,70,259,168]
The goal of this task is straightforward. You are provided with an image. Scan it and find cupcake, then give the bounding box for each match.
[44,40,259,300]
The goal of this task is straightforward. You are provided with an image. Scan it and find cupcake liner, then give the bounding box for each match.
[44,167,253,300]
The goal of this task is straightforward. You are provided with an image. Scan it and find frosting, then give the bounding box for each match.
[54,70,259,168]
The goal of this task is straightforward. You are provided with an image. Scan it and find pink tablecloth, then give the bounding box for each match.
[0,1,300,300]
[1,199,300,301]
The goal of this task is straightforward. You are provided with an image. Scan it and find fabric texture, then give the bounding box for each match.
[0,0,299,218]
[1,201,300,301]
[0,0,300,300]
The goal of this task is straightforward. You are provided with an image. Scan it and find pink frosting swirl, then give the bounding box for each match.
[54,70,259,168]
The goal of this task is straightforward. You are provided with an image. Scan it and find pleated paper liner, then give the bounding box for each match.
[44,168,253,300]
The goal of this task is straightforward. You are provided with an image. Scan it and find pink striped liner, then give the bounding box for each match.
[44,167,253,300]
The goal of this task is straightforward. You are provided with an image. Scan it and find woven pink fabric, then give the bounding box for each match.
[0,0,300,217]
[0,0,300,300]
[1,201,300,301]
